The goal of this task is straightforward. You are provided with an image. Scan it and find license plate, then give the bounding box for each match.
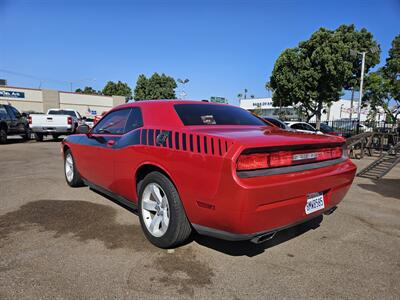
[305,192,325,215]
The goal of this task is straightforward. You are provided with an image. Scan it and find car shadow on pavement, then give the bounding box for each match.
[358,179,400,200]
[90,187,139,215]
[193,215,323,257]
[3,137,61,144]
[2,138,31,144]
[90,187,324,255]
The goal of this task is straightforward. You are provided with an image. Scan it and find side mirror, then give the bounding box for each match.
[77,124,90,134]
[82,116,87,120]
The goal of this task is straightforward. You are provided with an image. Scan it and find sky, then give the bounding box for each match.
[0,0,399,106]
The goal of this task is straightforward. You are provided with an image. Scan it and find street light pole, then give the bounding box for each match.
[340,103,344,119]
[357,51,366,123]
[350,46,378,133]
[177,78,189,99]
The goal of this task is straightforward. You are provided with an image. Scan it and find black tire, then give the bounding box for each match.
[138,171,192,248]
[64,149,84,187]
[52,134,60,140]
[0,127,7,144]
[35,133,44,142]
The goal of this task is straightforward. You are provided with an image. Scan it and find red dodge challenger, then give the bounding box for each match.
[62,100,356,248]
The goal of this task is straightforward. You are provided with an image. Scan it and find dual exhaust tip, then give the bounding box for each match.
[250,206,338,244]
[251,231,276,244]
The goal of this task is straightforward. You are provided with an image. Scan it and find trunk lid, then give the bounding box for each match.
[188,126,344,149]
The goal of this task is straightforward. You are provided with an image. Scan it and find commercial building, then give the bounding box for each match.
[239,98,299,120]
[240,97,386,122]
[0,85,126,117]
[322,99,384,122]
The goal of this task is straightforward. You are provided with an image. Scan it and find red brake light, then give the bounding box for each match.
[28,116,32,125]
[237,147,343,171]
[237,153,269,171]
[269,151,292,168]
[67,117,72,125]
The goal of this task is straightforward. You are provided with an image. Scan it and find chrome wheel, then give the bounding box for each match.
[141,183,170,237]
[65,153,74,182]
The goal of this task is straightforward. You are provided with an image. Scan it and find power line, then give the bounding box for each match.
[0,69,96,91]
[0,68,69,85]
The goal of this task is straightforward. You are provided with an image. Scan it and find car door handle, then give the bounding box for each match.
[107,140,115,147]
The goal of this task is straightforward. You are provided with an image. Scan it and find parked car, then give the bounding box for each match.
[62,100,356,248]
[285,121,323,134]
[82,117,94,128]
[263,117,290,130]
[0,104,30,144]
[309,123,343,137]
[29,109,82,141]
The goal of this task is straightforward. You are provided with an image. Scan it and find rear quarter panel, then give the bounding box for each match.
[113,128,235,224]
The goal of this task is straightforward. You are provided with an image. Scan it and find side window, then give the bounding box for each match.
[5,106,15,118]
[124,107,143,133]
[92,109,131,135]
[304,124,316,132]
[0,106,8,119]
[291,123,303,130]
[11,107,21,118]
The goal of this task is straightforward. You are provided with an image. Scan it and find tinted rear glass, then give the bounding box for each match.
[174,104,266,126]
[48,110,76,117]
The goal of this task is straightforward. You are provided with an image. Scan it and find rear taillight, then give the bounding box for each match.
[237,153,269,170]
[270,151,292,167]
[28,116,32,125]
[67,117,72,125]
[236,147,343,171]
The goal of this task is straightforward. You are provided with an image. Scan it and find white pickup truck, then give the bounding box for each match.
[29,109,82,141]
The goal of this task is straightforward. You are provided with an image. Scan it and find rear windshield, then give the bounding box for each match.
[174,104,267,126]
[48,110,76,117]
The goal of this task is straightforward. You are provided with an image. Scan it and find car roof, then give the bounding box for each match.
[112,100,232,128]
[48,108,76,111]
[285,121,308,125]
[116,99,229,109]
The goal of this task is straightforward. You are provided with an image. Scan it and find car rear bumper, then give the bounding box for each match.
[30,126,73,133]
[191,158,356,240]
[193,206,335,242]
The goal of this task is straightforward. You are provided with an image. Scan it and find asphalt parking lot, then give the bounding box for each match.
[1,139,399,299]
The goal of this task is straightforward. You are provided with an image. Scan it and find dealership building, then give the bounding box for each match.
[239,97,382,121]
[239,98,300,120]
[0,85,126,117]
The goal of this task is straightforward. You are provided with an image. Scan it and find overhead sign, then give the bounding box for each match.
[239,98,274,110]
[210,96,227,104]
[0,90,25,98]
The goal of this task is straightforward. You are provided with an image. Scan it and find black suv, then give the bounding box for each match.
[0,104,30,144]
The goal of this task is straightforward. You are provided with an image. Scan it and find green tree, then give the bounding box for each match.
[133,73,177,100]
[133,74,148,100]
[383,34,400,108]
[268,25,379,128]
[102,81,132,100]
[336,25,380,117]
[75,86,101,95]
[364,35,400,122]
